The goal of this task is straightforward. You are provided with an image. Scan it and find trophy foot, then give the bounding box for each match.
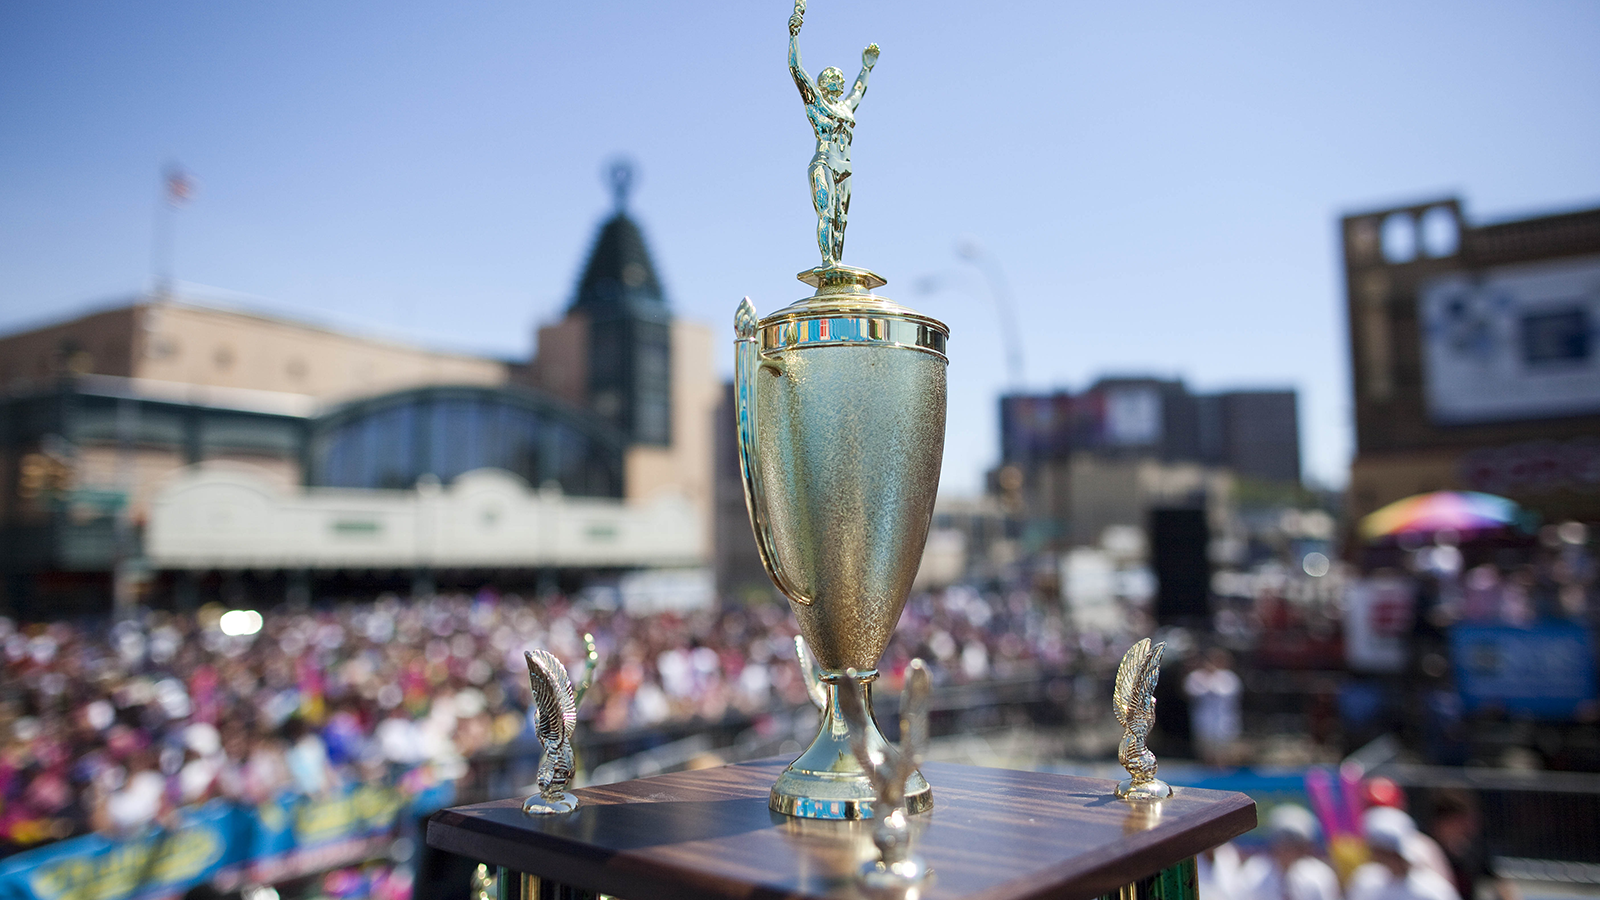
[523,792,579,815]
[1115,778,1172,801]
[769,677,933,819]
[768,767,932,820]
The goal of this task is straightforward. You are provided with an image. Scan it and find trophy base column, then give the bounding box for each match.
[769,675,933,819]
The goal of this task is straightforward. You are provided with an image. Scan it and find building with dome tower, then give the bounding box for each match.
[0,163,718,618]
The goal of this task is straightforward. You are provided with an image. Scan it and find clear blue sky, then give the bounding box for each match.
[3,2,1598,494]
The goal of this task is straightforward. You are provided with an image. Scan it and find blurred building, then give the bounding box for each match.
[1341,197,1600,524]
[0,176,716,617]
[993,377,1298,549]
[914,494,1013,592]
[711,383,768,599]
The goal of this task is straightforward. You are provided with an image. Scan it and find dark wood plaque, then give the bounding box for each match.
[426,758,1256,900]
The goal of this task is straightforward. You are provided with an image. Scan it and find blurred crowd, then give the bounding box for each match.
[6,556,1576,895]
[0,584,1113,860]
[1445,541,1597,628]
[1386,522,1597,629]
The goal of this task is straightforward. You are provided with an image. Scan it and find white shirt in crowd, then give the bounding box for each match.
[106,769,166,832]
[1347,863,1461,900]
[1199,843,1243,900]
[1237,853,1343,900]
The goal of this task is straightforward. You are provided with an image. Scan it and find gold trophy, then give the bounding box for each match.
[733,0,947,820]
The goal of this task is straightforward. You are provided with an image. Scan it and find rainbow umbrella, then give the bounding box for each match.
[1359,490,1521,541]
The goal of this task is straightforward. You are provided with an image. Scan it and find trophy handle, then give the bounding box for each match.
[735,297,815,606]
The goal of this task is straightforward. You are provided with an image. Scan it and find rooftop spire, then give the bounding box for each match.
[569,158,667,318]
[608,157,634,213]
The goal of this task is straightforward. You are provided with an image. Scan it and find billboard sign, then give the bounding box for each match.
[1460,437,1600,495]
[1450,623,1597,718]
[999,384,1167,462]
[1419,255,1600,424]
[1000,392,1109,461]
[1103,386,1163,446]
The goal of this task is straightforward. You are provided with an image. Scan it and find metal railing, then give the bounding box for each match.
[1355,737,1600,876]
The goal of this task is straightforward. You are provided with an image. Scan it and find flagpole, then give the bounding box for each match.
[123,163,189,619]
[151,162,189,301]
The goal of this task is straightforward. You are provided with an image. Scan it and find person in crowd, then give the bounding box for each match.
[99,746,168,835]
[1237,804,1343,900]
[1348,807,1461,900]
[1426,789,1519,900]
[175,723,223,805]
[282,716,336,797]
[1185,648,1243,766]
[1361,779,1453,886]
[243,727,294,802]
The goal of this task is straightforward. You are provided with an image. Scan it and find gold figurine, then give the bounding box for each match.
[838,661,935,894]
[789,0,877,268]
[522,633,599,815]
[1113,638,1172,801]
[738,0,946,820]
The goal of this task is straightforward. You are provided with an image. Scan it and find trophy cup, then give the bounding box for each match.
[733,0,948,820]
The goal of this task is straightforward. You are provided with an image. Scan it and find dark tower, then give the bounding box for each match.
[567,161,673,446]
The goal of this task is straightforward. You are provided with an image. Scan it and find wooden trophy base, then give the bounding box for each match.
[427,758,1255,900]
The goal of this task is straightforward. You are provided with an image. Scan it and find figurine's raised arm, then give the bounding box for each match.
[843,43,877,110]
[788,0,817,104]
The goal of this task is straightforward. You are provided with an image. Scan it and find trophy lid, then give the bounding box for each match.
[756,265,949,359]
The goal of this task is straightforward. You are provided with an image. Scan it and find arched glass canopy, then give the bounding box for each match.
[309,386,625,497]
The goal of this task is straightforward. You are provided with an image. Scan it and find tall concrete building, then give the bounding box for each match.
[1000,378,1300,482]
[1201,391,1301,485]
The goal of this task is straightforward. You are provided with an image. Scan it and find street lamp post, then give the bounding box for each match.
[955,237,1025,389]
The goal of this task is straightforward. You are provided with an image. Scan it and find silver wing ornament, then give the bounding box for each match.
[522,633,599,815]
[1113,638,1171,801]
[838,661,934,894]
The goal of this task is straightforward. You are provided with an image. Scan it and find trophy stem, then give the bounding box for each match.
[769,674,932,819]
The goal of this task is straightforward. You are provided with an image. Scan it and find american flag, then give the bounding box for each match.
[164,165,193,206]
